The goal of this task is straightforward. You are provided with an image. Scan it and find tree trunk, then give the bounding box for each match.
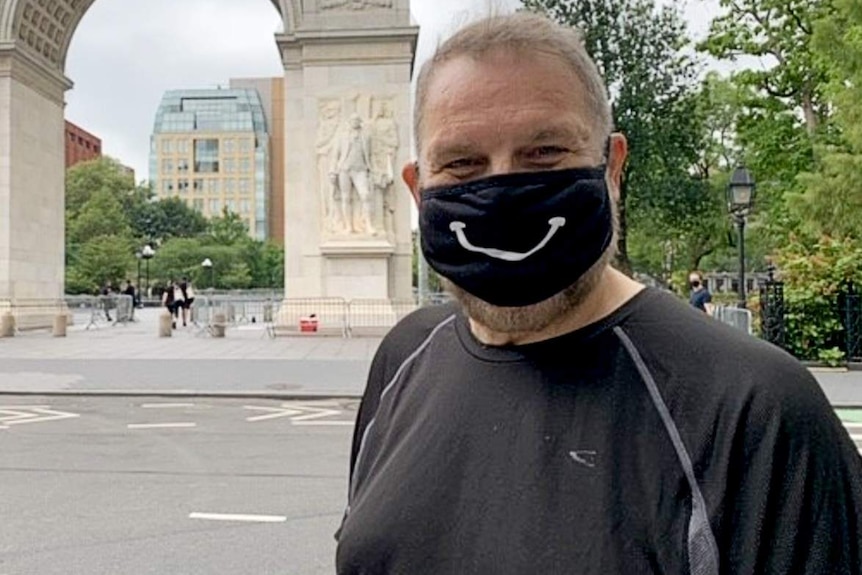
[801,89,818,137]
[614,176,633,277]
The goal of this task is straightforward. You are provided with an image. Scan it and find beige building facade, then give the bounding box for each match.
[149,89,271,241]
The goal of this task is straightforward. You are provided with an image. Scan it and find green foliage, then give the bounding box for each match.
[66,234,135,294]
[522,0,717,277]
[790,0,862,240]
[774,235,862,360]
[64,158,282,292]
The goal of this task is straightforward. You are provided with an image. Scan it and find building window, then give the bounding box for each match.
[206,179,219,193]
[194,138,219,173]
[223,158,236,174]
[162,180,174,194]
[161,159,174,174]
[239,179,250,195]
[239,138,251,153]
[239,158,251,174]
[193,199,204,212]
[161,138,174,154]
[177,159,190,173]
[178,139,190,154]
[177,179,190,194]
[226,199,237,214]
[208,198,222,214]
[193,178,204,192]
[223,138,236,155]
[240,199,251,214]
[225,178,236,194]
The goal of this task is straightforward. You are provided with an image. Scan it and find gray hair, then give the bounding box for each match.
[413,12,613,156]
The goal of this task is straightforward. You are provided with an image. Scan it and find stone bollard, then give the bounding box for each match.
[0,311,15,338]
[52,313,67,337]
[211,312,227,338]
[158,311,173,338]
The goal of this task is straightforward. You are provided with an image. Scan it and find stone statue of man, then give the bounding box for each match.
[331,114,375,235]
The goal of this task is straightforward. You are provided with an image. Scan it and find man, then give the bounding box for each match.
[689,271,714,315]
[335,12,862,575]
[331,114,375,234]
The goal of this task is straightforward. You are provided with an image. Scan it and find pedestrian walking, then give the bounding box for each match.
[179,277,195,327]
[335,12,862,575]
[689,271,714,315]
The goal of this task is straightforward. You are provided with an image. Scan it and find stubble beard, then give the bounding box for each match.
[442,240,616,335]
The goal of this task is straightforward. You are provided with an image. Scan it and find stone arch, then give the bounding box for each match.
[0,0,417,321]
[0,0,293,73]
[0,0,294,315]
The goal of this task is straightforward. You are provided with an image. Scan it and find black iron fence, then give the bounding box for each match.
[759,269,862,362]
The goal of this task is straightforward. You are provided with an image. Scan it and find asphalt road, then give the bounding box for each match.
[0,395,359,575]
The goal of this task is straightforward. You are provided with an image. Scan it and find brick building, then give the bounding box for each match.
[65,120,101,168]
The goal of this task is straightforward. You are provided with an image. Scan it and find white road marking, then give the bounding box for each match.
[244,406,303,422]
[0,406,80,426]
[141,403,195,409]
[127,423,197,429]
[293,420,354,426]
[189,512,287,523]
[244,402,352,426]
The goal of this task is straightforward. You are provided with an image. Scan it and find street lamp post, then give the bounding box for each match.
[141,245,155,296]
[135,250,143,294]
[727,166,756,309]
[201,258,214,289]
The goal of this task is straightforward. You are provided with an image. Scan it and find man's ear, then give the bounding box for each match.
[606,133,628,203]
[402,162,421,206]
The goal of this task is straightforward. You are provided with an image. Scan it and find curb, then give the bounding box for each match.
[0,389,364,401]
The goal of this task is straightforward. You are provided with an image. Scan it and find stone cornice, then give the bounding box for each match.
[0,42,70,103]
[277,26,418,70]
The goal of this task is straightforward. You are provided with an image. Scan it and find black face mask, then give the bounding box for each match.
[690,281,701,289]
[419,167,613,308]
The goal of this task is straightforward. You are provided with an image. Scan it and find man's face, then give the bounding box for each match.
[403,49,628,333]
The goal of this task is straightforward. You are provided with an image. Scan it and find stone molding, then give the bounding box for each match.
[0,42,70,102]
[277,27,417,69]
[320,239,395,256]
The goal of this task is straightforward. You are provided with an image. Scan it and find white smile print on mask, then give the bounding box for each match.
[449,217,567,262]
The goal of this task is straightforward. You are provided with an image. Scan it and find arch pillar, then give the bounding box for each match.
[0,45,70,318]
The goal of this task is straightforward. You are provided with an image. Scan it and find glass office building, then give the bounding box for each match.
[149,88,271,240]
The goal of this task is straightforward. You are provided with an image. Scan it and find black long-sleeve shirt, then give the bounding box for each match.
[337,289,862,574]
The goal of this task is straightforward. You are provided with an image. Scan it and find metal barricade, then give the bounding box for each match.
[347,299,418,337]
[268,298,349,337]
[713,305,752,335]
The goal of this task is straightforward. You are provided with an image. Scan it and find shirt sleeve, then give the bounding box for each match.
[719,367,862,573]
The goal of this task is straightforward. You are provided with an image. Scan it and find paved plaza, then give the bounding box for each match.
[0,308,380,398]
[0,307,862,406]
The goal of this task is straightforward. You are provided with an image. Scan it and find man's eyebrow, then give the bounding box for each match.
[528,125,589,143]
[427,142,481,161]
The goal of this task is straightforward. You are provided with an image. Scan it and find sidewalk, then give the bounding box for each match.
[0,308,382,398]
[0,308,861,404]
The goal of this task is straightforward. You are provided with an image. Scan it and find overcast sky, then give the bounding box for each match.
[65,0,723,181]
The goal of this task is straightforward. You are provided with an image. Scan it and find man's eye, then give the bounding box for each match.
[445,158,482,172]
[526,146,568,161]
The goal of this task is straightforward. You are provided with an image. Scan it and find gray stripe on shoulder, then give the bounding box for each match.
[614,326,720,575]
[348,313,457,505]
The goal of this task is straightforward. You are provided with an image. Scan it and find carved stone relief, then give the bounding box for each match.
[319,0,393,11]
[15,0,83,68]
[316,94,399,242]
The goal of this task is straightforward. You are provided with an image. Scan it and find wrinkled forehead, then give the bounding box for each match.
[417,49,601,151]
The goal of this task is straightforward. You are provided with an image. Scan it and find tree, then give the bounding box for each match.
[207,208,249,246]
[698,0,833,256]
[66,157,136,217]
[522,0,706,275]
[66,189,132,247]
[699,0,831,137]
[66,234,135,294]
[791,0,862,239]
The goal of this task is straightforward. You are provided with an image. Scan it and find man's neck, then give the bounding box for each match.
[468,268,645,346]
